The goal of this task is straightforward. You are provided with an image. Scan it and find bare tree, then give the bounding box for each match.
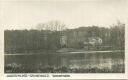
[36,20,67,31]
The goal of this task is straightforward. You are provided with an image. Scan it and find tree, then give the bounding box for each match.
[36,20,66,31]
[36,20,67,48]
[109,21,125,50]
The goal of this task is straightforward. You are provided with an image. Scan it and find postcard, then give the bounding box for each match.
[0,0,128,80]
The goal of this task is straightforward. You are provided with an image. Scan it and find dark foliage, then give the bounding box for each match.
[4,23,125,53]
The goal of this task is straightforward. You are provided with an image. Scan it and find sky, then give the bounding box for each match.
[0,0,128,29]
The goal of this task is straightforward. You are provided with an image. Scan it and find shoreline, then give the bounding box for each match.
[4,50,124,55]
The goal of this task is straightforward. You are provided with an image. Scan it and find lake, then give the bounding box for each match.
[4,51,125,73]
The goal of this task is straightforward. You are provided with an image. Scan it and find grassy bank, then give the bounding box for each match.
[5,64,124,73]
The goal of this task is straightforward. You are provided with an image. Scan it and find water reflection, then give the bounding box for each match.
[5,52,124,73]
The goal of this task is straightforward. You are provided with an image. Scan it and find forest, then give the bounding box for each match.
[4,21,125,54]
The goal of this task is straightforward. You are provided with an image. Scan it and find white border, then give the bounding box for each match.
[1,0,128,80]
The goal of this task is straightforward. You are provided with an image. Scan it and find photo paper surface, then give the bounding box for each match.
[0,0,128,80]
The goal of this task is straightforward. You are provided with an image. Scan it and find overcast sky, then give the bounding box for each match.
[0,0,128,29]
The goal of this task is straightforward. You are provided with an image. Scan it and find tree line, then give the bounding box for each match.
[4,21,125,53]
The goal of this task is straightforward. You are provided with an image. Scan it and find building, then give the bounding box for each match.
[88,37,102,46]
[60,34,67,48]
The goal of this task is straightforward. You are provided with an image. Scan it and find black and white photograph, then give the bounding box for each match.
[2,0,126,73]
